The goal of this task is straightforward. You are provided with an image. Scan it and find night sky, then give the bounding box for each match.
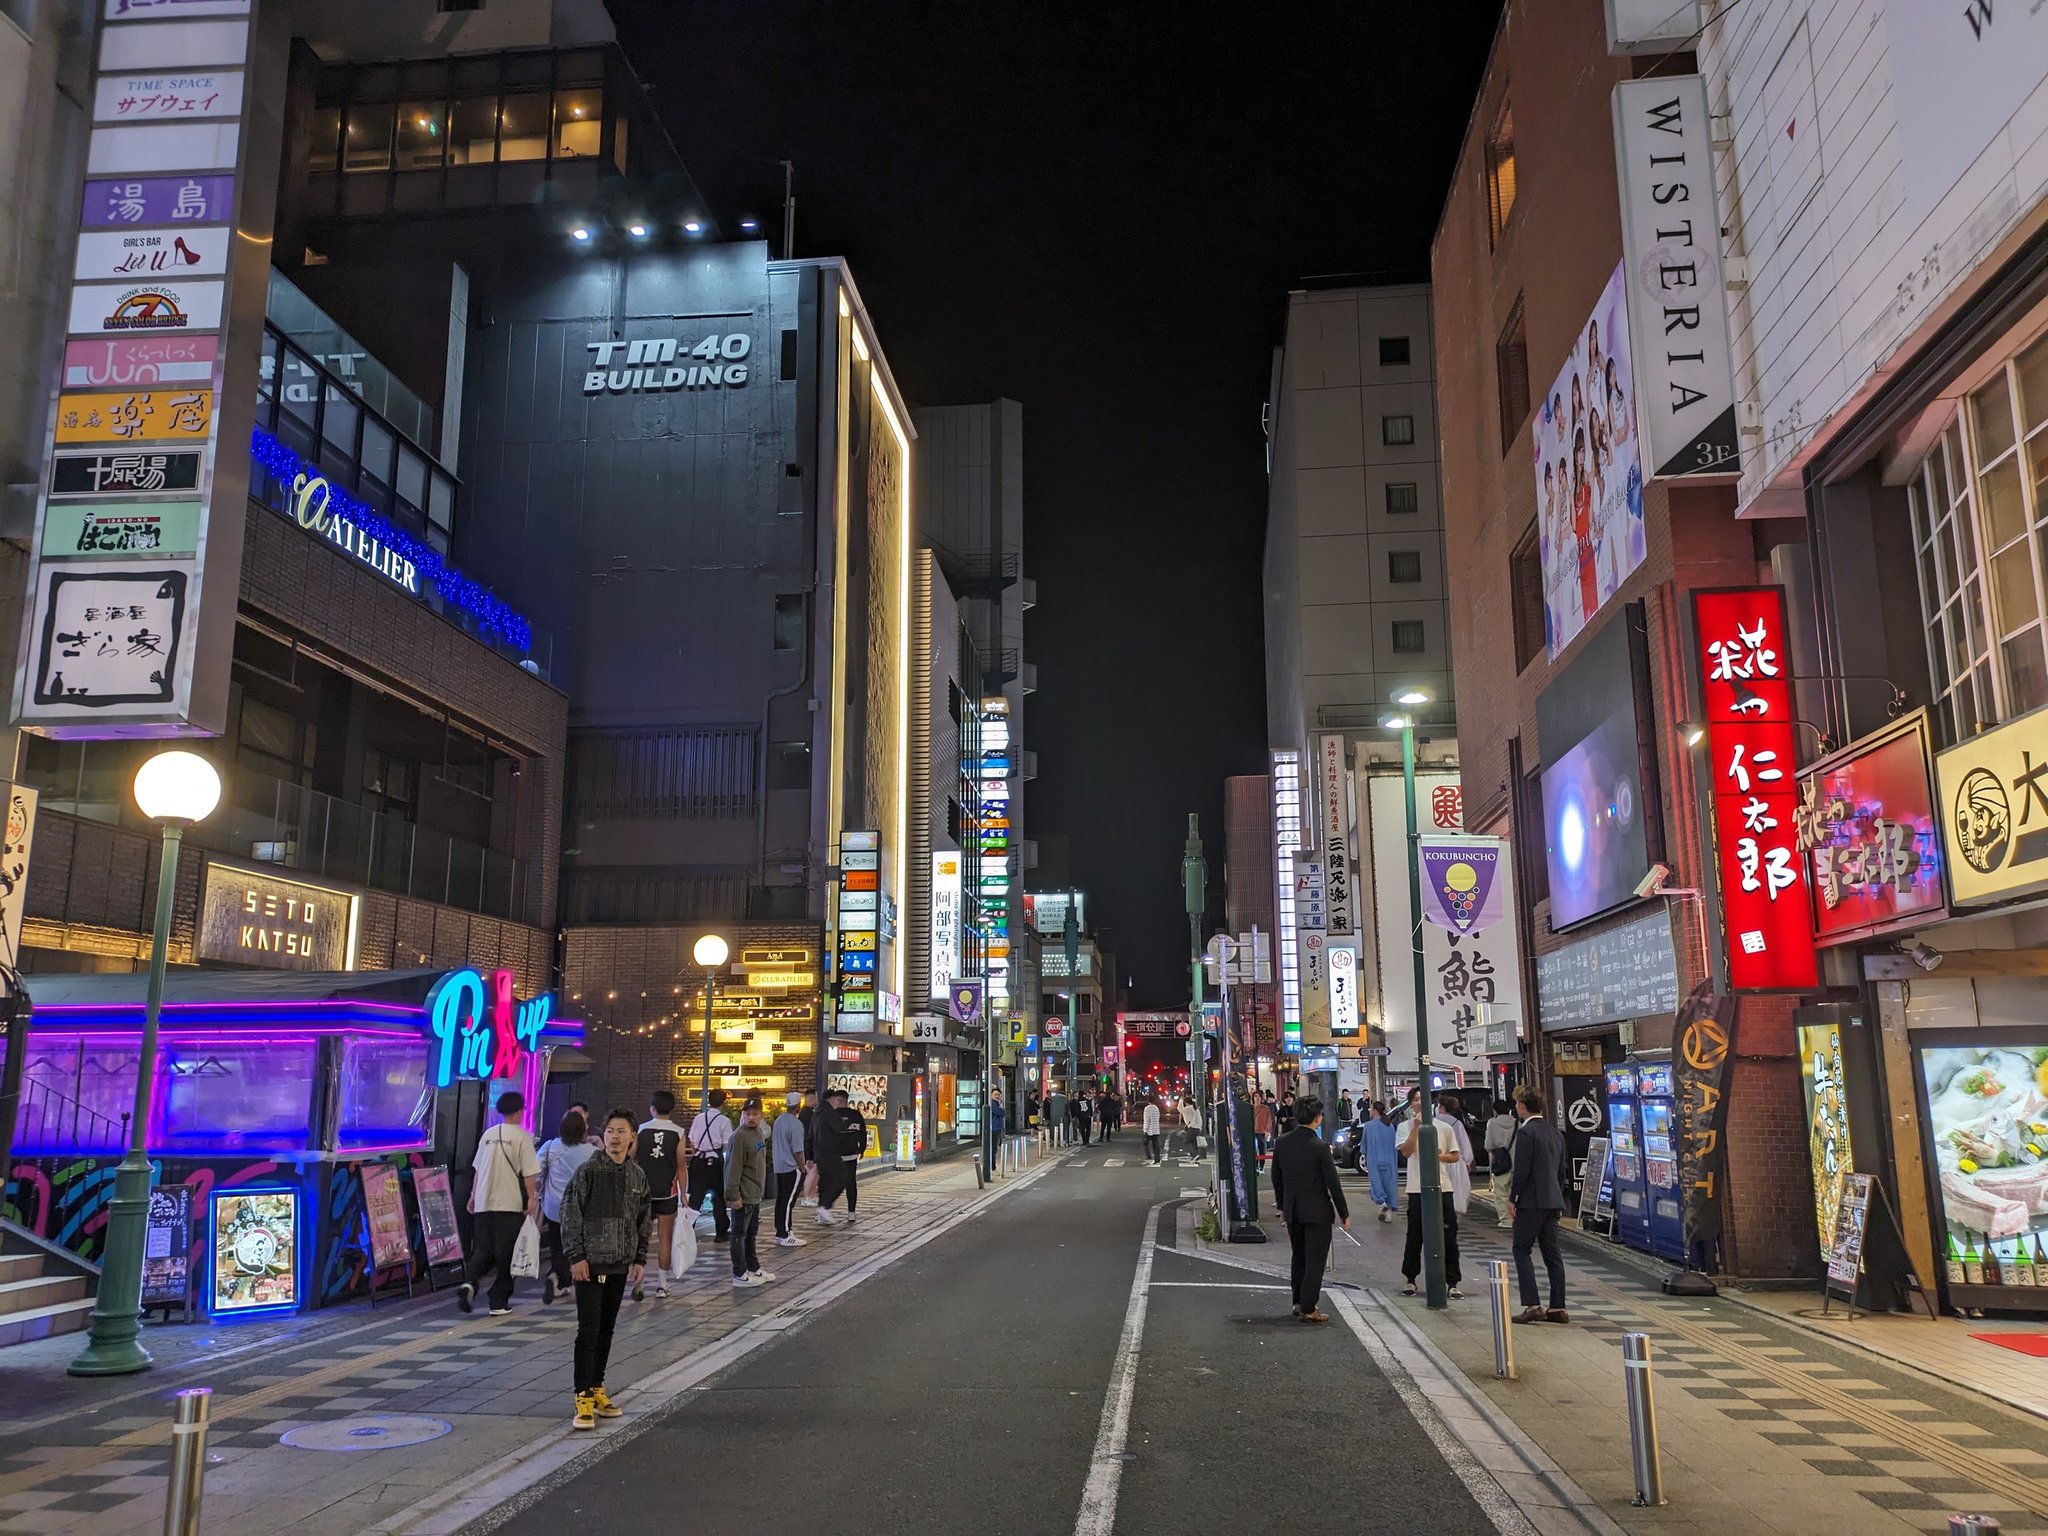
[614,3,1504,1004]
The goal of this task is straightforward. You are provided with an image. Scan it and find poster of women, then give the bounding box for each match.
[1532,261,1646,658]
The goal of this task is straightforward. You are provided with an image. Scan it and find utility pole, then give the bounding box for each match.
[1182,815,1205,1144]
[1063,896,1079,1110]
[1393,708,1449,1308]
[779,159,796,260]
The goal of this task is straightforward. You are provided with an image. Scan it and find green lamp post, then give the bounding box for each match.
[71,750,221,1376]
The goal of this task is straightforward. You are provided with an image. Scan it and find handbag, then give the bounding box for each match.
[1490,1147,1512,1177]
[669,1214,698,1277]
[510,1216,541,1278]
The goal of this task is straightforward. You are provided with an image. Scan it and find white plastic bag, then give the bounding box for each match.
[510,1217,541,1279]
[669,1215,698,1277]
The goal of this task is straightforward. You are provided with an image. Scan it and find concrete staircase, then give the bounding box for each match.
[0,1237,95,1348]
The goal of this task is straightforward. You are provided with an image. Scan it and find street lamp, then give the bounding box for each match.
[1181,814,1206,1144]
[1381,692,1449,1311]
[70,750,220,1376]
[692,933,728,1113]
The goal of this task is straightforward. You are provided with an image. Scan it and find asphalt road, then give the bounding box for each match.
[493,1150,1496,1535]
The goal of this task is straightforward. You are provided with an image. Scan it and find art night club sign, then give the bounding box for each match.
[1693,587,1817,990]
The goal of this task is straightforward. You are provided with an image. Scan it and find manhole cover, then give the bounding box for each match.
[280,1415,453,1452]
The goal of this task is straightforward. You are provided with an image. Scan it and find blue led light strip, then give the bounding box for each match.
[251,427,533,651]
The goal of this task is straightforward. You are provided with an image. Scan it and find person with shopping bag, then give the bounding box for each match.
[685,1089,734,1243]
[459,1091,539,1317]
[634,1090,687,1299]
[532,1108,595,1304]
[560,1108,651,1430]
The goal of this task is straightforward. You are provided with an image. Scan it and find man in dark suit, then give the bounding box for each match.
[1271,1095,1350,1323]
[1507,1086,1570,1324]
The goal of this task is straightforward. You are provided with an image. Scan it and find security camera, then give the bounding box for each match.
[1634,863,1672,900]
[1906,941,1944,973]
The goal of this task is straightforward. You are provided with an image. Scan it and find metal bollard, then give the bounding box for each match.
[163,1386,211,1536]
[1621,1333,1664,1507]
[1487,1259,1516,1380]
[1949,1518,2002,1535]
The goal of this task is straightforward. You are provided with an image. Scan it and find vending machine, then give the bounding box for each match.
[1635,1060,1686,1261]
[1604,1065,1654,1254]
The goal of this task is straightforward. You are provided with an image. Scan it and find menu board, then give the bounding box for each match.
[411,1166,464,1268]
[1827,1172,1872,1291]
[360,1163,413,1274]
[1798,1022,1853,1255]
[1535,912,1680,1030]
[1578,1135,1611,1226]
[209,1188,301,1315]
[142,1184,192,1308]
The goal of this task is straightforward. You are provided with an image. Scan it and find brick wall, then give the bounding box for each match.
[1434,0,1813,1278]
[239,501,568,929]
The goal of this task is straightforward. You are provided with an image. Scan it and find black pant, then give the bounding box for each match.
[1075,1116,1092,1145]
[729,1202,760,1276]
[822,1157,859,1212]
[572,1271,627,1392]
[1401,1192,1462,1287]
[1144,1133,1161,1163]
[1288,1220,1333,1312]
[686,1156,730,1239]
[465,1210,524,1309]
[774,1169,801,1238]
[543,1217,573,1290]
[1512,1207,1566,1309]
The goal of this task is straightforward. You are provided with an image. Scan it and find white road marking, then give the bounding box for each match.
[1104,1158,1125,1166]
[1149,1281,1288,1290]
[1072,1199,1168,1536]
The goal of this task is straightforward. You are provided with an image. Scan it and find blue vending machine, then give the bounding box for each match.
[1635,1060,1686,1261]
[1603,1066,1654,1254]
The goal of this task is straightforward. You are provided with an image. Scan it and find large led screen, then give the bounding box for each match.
[1538,608,1658,929]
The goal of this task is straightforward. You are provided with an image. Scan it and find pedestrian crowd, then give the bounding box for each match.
[452,1080,876,1430]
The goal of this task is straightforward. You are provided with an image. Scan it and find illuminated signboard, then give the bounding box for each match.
[426,967,552,1090]
[208,1186,302,1318]
[1796,1020,1853,1255]
[835,831,879,1030]
[1796,715,1945,943]
[1271,749,1304,1038]
[580,333,754,395]
[930,851,963,1002]
[197,860,358,971]
[977,698,1013,1009]
[1693,587,1818,990]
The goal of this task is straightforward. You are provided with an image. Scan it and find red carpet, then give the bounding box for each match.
[1971,1332,2048,1357]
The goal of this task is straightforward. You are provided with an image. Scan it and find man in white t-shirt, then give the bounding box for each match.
[686,1089,735,1242]
[1397,1088,1469,1299]
[461,1090,539,1317]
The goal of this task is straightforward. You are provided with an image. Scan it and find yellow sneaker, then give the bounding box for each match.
[572,1392,596,1430]
[589,1385,623,1419]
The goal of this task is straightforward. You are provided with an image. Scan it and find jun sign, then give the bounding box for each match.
[1692,587,1818,990]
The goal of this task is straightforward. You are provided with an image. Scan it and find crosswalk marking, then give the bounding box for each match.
[1104,1158,1125,1166]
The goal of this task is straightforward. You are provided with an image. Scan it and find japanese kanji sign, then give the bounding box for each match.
[1416,833,1524,1063]
[28,564,187,708]
[52,389,212,444]
[1795,714,1945,943]
[1693,587,1818,990]
[1935,697,2048,906]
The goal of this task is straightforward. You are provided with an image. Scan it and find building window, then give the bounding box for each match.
[1510,520,1546,672]
[1392,619,1426,654]
[1382,414,1416,447]
[1386,482,1419,516]
[449,96,499,165]
[496,91,551,162]
[1388,550,1423,584]
[1379,336,1411,367]
[1497,294,1531,452]
[1908,330,2048,744]
[342,103,394,172]
[553,89,602,158]
[768,740,811,792]
[773,593,805,651]
[1486,98,1517,245]
[308,106,342,173]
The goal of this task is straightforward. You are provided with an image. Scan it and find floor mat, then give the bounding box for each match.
[1970,1332,2048,1357]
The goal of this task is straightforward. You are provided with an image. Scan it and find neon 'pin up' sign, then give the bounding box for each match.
[427,967,553,1089]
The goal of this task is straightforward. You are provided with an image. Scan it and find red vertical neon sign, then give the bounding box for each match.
[1692,587,1818,991]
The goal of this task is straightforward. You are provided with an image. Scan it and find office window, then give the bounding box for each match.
[1388,550,1423,584]
[1392,620,1426,654]
[342,103,394,172]
[1510,521,1546,672]
[1907,329,2048,745]
[497,91,550,162]
[1382,414,1415,447]
[1496,294,1531,452]
[449,96,499,164]
[554,89,602,157]
[1486,98,1517,245]
[308,106,342,173]
[768,740,811,792]
[1379,336,1411,367]
[396,102,446,170]
[1386,482,1419,516]
[773,593,805,651]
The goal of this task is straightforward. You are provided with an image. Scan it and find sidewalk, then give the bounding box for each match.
[0,1154,1051,1536]
[1186,1182,2048,1536]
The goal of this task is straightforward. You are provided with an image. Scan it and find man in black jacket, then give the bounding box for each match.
[815,1088,867,1227]
[1271,1096,1350,1323]
[1507,1086,1570,1324]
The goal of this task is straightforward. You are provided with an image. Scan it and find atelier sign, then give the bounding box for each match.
[198,862,357,971]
